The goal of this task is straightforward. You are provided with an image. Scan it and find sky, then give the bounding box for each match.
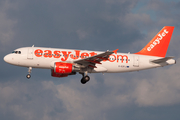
[1,0,180,120]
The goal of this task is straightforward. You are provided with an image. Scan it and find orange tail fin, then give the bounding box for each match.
[135,26,174,57]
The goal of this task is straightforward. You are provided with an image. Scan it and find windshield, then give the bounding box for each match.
[12,51,21,54]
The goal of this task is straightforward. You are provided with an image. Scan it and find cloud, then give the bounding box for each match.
[0,80,66,120]
[76,29,89,40]
[0,0,17,51]
[1,0,180,120]
[0,0,141,52]
[1,59,180,120]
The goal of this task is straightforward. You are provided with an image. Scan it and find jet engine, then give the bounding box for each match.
[51,62,76,78]
[51,69,69,77]
[54,62,73,74]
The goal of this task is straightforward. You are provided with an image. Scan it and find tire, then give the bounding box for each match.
[80,76,90,84]
[81,78,86,84]
[84,76,90,82]
[26,74,31,79]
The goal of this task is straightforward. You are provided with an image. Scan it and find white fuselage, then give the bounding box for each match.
[4,47,175,73]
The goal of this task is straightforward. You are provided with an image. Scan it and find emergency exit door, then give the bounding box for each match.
[133,56,139,67]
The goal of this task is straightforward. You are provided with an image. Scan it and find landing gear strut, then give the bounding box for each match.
[80,72,90,84]
[26,67,32,79]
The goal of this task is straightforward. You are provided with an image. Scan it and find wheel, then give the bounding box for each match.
[80,76,90,84]
[26,74,31,79]
[84,76,90,82]
[81,78,86,84]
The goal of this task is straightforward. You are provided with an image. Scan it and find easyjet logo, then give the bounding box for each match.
[147,29,169,51]
[58,66,69,69]
[34,49,129,63]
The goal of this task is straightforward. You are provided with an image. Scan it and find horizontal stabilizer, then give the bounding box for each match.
[150,56,174,64]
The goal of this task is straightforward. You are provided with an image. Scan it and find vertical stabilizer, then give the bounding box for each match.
[135,26,174,57]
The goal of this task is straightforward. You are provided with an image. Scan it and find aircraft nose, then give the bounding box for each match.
[4,54,11,63]
[4,55,8,62]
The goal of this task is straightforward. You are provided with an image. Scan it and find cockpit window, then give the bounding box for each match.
[12,51,21,54]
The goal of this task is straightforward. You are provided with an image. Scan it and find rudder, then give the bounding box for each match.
[135,26,174,57]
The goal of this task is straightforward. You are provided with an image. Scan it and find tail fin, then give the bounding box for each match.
[135,26,174,57]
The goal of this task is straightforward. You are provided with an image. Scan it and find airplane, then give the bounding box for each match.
[4,26,176,84]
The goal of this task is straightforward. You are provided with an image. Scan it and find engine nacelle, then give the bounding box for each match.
[51,62,77,78]
[54,62,73,74]
[51,69,68,78]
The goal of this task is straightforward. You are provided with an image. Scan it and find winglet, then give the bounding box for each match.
[135,26,174,57]
[113,49,119,54]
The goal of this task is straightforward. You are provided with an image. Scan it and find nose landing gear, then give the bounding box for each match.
[26,67,32,79]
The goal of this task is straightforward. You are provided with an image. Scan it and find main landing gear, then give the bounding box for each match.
[80,72,90,84]
[26,67,32,79]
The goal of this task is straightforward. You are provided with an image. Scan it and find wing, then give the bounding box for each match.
[73,49,118,68]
